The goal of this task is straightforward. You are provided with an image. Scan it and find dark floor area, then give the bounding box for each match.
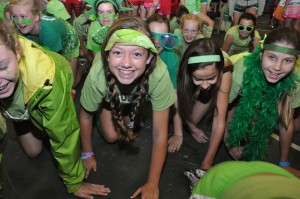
[2,14,300,199]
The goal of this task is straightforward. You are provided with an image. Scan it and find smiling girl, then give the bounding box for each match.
[222,12,261,56]
[226,27,300,177]
[9,0,81,88]
[79,16,176,199]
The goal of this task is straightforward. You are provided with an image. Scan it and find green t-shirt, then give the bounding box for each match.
[191,161,296,199]
[80,54,176,112]
[185,0,207,13]
[229,57,300,108]
[26,15,79,58]
[160,50,180,88]
[87,20,102,52]
[225,25,261,52]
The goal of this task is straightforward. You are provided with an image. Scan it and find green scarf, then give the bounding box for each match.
[226,47,296,160]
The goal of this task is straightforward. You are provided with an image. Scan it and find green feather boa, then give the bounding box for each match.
[226,47,296,160]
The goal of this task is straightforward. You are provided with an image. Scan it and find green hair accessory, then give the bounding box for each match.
[188,55,221,64]
[92,25,110,44]
[105,29,157,54]
[13,18,32,25]
[83,0,132,18]
[263,44,299,56]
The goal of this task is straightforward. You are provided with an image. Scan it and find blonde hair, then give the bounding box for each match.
[180,14,202,31]
[0,19,20,54]
[10,0,40,16]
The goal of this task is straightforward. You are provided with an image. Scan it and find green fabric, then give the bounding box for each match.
[191,161,296,199]
[92,25,109,45]
[104,29,157,54]
[264,44,299,56]
[226,47,296,160]
[222,175,300,199]
[225,25,261,52]
[0,80,28,121]
[87,20,102,52]
[0,1,8,20]
[80,53,176,112]
[170,17,179,33]
[8,37,84,193]
[160,50,180,88]
[184,0,207,13]
[26,15,79,58]
[73,14,90,37]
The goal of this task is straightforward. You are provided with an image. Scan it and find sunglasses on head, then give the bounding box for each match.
[151,31,181,50]
[238,25,254,32]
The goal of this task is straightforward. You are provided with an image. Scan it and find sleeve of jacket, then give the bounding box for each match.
[28,52,84,193]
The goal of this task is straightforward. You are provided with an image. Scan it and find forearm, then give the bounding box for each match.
[148,133,168,184]
[279,110,295,162]
[79,107,94,152]
[173,100,183,136]
[202,119,225,168]
[148,110,169,184]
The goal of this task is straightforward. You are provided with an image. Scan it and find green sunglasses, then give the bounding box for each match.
[238,25,254,32]
[151,31,181,50]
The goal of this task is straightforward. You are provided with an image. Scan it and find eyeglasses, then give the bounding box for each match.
[151,31,181,50]
[238,25,254,32]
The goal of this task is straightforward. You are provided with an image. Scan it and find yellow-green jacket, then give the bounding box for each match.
[0,36,84,193]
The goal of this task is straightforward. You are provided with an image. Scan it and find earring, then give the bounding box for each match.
[146,59,150,64]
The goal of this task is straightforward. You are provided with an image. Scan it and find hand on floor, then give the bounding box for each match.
[73,182,111,198]
[228,146,243,160]
[168,135,183,152]
[191,128,209,143]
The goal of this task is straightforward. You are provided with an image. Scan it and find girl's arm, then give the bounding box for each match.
[221,34,234,53]
[131,109,169,199]
[201,71,232,169]
[252,37,261,51]
[278,108,300,178]
[79,106,97,178]
[201,3,208,15]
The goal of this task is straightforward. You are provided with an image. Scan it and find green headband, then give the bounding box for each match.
[105,29,157,54]
[263,44,299,56]
[188,55,221,64]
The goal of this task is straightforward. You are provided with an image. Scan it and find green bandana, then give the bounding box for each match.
[105,29,157,54]
[264,44,299,56]
[226,47,296,160]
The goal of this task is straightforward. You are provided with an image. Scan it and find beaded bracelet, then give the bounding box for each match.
[81,151,95,159]
[278,161,290,167]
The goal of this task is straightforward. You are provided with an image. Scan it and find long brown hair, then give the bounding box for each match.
[177,38,224,124]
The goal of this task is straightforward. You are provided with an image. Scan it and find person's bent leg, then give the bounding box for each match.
[14,121,43,158]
